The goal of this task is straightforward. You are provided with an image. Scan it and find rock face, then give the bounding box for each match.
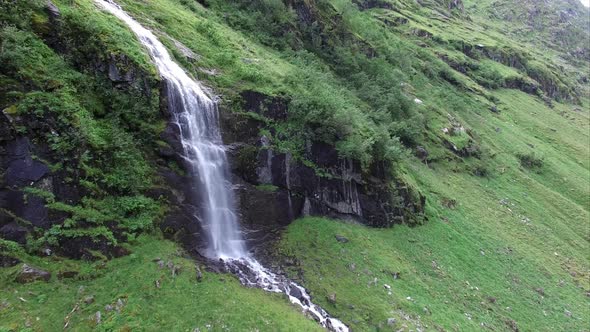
[218,91,425,249]
[0,116,57,244]
[0,5,160,258]
[0,1,425,260]
[15,264,51,283]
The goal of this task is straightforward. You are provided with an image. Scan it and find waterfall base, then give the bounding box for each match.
[222,258,349,332]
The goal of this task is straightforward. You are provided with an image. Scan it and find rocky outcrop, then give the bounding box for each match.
[219,91,425,248]
[0,114,51,243]
[447,0,464,11]
[14,264,51,283]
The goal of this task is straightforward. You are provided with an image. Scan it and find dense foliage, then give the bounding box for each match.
[0,0,164,250]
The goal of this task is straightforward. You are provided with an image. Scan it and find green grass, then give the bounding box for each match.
[0,235,322,331]
[276,86,590,330]
[1,0,588,331]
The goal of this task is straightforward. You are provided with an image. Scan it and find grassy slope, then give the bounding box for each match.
[0,0,588,331]
[0,235,322,331]
[278,90,589,331]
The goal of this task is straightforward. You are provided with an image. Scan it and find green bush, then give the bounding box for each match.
[517,152,544,170]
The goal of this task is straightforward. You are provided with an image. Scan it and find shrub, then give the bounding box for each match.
[517,152,544,170]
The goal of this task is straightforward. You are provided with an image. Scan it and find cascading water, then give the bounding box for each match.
[95,1,348,331]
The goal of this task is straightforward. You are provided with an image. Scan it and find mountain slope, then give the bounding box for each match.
[0,0,588,331]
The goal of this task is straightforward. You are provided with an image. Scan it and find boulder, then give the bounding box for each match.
[15,264,51,283]
[335,235,349,243]
[327,293,337,304]
[289,285,305,302]
[415,146,429,161]
[0,255,20,268]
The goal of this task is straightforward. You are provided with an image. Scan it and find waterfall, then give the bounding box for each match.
[95,0,245,260]
[95,1,348,331]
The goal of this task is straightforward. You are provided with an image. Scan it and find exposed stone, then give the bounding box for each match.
[327,293,337,304]
[84,296,95,304]
[46,1,61,20]
[335,235,349,243]
[15,264,51,283]
[0,255,20,268]
[415,146,429,162]
[448,0,464,11]
[4,138,50,188]
[387,318,397,326]
[289,285,304,302]
[0,112,14,141]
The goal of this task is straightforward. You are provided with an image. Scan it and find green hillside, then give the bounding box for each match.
[0,0,588,331]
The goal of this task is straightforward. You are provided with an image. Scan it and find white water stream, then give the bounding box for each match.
[95,1,348,331]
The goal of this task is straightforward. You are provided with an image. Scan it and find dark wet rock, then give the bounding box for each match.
[106,54,138,84]
[289,285,304,301]
[240,90,289,121]
[54,236,129,260]
[0,112,14,141]
[15,264,51,283]
[4,138,49,188]
[0,255,20,268]
[0,222,28,244]
[335,235,349,243]
[0,189,49,228]
[415,146,429,161]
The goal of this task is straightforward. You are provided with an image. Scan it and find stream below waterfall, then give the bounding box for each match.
[95,1,348,331]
